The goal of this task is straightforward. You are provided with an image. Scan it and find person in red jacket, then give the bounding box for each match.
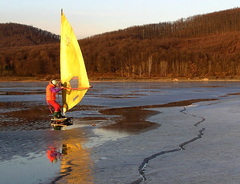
[46,80,64,119]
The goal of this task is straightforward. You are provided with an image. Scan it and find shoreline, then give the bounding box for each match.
[1,76,240,82]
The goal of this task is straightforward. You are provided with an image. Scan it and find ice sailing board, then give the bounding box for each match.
[51,117,73,128]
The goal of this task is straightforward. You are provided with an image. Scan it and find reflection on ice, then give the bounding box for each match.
[50,142,93,183]
[84,128,131,148]
[46,146,62,163]
[0,152,59,184]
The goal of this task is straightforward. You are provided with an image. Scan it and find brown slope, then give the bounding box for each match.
[0,23,59,48]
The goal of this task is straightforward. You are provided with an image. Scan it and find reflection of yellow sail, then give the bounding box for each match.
[60,142,93,183]
[60,10,90,113]
[46,130,93,183]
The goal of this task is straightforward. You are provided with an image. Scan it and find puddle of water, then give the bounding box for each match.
[0,152,59,184]
[0,127,94,184]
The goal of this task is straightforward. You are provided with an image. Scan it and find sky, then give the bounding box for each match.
[1,0,240,38]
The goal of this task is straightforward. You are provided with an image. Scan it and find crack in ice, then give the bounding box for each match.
[132,105,206,184]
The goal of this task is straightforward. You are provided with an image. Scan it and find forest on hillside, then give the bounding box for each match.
[0,23,59,48]
[1,8,240,79]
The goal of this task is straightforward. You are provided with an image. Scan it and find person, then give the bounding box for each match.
[46,79,64,119]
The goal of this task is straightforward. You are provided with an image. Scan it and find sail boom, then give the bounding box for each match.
[62,87,91,90]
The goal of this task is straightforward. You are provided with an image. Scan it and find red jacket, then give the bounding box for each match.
[46,83,57,101]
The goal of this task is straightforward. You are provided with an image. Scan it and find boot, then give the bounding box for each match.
[56,111,65,118]
[53,112,58,119]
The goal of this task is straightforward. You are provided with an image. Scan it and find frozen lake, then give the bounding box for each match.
[0,81,240,183]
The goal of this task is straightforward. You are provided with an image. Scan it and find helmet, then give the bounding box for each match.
[51,80,58,85]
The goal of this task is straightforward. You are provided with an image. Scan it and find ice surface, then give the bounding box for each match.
[1,81,240,183]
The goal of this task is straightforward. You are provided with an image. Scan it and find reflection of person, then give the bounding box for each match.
[46,147,62,163]
[46,80,64,119]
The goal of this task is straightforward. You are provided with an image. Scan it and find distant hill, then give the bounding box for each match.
[81,7,240,79]
[1,8,240,79]
[0,23,59,48]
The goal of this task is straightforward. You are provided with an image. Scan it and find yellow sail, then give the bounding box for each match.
[60,10,90,113]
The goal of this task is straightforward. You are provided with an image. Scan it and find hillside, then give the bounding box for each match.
[1,8,240,79]
[0,23,59,48]
[81,8,240,79]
